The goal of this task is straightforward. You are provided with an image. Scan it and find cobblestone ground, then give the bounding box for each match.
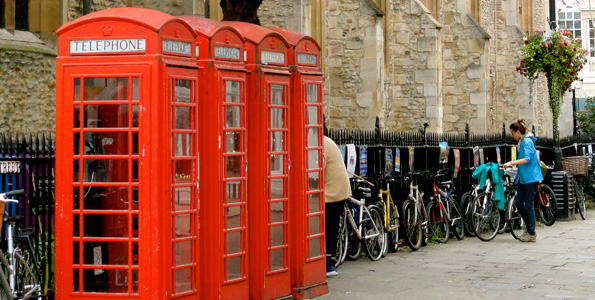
[317,212,595,300]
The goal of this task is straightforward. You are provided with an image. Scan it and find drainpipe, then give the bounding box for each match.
[549,0,557,30]
[83,0,92,15]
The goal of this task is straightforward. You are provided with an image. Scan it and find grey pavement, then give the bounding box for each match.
[317,213,595,300]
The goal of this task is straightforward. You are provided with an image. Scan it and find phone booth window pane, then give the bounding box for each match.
[73,160,80,182]
[270,155,284,174]
[175,214,191,238]
[226,81,241,103]
[175,241,192,265]
[74,105,81,128]
[83,105,129,128]
[83,187,129,210]
[84,78,129,101]
[226,156,241,178]
[175,79,191,103]
[307,128,319,147]
[270,249,284,271]
[175,107,192,129]
[306,84,318,103]
[308,150,319,169]
[270,84,284,105]
[307,107,318,125]
[270,108,285,128]
[74,78,81,102]
[308,193,320,213]
[226,231,241,254]
[226,131,241,153]
[82,241,128,264]
[270,178,284,199]
[270,132,284,152]
[226,256,242,280]
[84,214,129,237]
[132,105,139,127]
[83,132,129,155]
[226,106,241,128]
[309,216,321,235]
[309,238,321,258]
[174,133,192,157]
[174,187,192,211]
[308,171,320,191]
[226,181,242,203]
[132,78,139,101]
[270,225,284,247]
[175,268,192,293]
[270,201,284,223]
[84,159,128,182]
[175,160,193,183]
[226,205,241,228]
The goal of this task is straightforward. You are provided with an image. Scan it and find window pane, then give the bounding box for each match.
[226,156,241,178]
[226,205,242,229]
[174,107,192,129]
[309,237,321,258]
[575,21,581,30]
[84,78,129,101]
[575,12,581,19]
[271,84,284,105]
[174,79,191,103]
[559,12,564,20]
[567,12,572,19]
[270,201,284,223]
[226,81,241,103]
[174,187,192,211]
[559,22,566,29]
[175,214,191,238]
[83,186,131,210]
[307,84,318,103]
[270,108,285,128]
[84,159,128,182]
[226,181,242,203]
[174,133,192,157]
[308,171,320,191]
[227,231,242,254]
[307,106,319,125]
[225,131,241,153]
[175,268,192,293]
[175,160,193,183]
[308,150,319,169]
[74,78,81,102]
[82,241,131,265]
[271,225,284,247]
[175,241,192,265]
[271,154,284,174]
[309,193,321,213]
[270,249,284,271]
[309,215,320,235]
[84,105,129,128]
[270,178,284,200]
[226,256,242,280]
[308,128,319,147]
[226,106,241,128]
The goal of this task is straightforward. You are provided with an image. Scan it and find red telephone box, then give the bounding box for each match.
[55,8,200,299]
[178,16,250,300]
[269,28,327,299]
[223,21,293,300]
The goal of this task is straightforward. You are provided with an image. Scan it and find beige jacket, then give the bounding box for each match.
[323,136,352,203]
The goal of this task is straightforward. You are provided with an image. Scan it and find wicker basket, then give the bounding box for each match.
[560,156,589,177]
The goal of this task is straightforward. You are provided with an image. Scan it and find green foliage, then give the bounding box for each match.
[518,30,588,140]
[576,97,595,133]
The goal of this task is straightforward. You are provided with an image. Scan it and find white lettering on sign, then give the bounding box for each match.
[70,39,146,54]
[215,46,241,60]
[261,51,284,65]
[0,161,20,174]
[162,40,192,55]
[298,53,317,65]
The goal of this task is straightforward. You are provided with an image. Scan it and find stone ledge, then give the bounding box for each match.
[0,29,56,56]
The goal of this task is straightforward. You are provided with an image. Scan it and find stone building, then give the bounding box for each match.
[1,0,581,137]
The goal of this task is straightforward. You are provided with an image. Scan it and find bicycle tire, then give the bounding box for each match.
[426,201,450,244]
[346,227,362,260]
[537,184,557,226]
[334,206,349,267]
[459,192,476,237]
[401,199,422,251]
[0,274,12,300]
[14,247,42,300]
[471,192,500,242]
[508,193,526,239]
[575,179,587,220]
[388,203,400,252]
[447,197,465,240]
[363,206,385,261]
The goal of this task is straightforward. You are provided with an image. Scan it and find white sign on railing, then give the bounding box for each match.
[0,161,20,174]
[70,39,146,54]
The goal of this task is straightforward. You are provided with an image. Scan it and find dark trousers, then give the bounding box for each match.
[515,182,538,236]
[325,200,346,268]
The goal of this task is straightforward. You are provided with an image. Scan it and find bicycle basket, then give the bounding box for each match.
[560,156,589,177]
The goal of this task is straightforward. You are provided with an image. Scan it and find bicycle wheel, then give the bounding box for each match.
[460,192,476,237]
[14,246,42,299]
[575,179,587,220]
[334,206,349,267]
[508,194,526,239]
[0,274,12,300]
[346,226,362,260]
[362,206,385,261]
[537,184,557,226]
[426,200,450,243]
[388,202,400,252]
[447,197,465,240]
[471,192,500,242]
[401,199,422,251]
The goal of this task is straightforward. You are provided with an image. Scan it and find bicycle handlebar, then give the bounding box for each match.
[0,189,24,201]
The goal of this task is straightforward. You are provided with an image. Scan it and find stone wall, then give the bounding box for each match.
[67,0,200,21]
[0,36,56,135]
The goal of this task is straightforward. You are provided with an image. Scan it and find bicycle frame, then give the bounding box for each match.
[379,182,399,233]
[346,195,381,241]
[408,177,428,230]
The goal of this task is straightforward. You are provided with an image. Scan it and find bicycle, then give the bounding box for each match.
[430,171,464,240]
[341,180,386,261]
[0,189,43,300]
[561,156,588,220]
[459,178,482,237]
[470,171,501,242]
[401,171,433,251]
[377,177,400,253]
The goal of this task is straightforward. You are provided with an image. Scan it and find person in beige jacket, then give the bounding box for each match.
[323,136,352,276]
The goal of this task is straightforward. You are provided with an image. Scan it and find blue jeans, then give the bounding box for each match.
[515,182,538,236]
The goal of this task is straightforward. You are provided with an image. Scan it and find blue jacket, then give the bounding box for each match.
[472,162,505,210]
[516,133,543,185]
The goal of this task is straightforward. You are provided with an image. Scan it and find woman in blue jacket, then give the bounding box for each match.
[503,120,543,242]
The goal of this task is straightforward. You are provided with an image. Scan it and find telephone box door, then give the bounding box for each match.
[165,66,200,299]
[62,64,150,297]
[263,73,291,299]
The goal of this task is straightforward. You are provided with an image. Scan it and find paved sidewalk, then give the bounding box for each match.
[317,214,595,300]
